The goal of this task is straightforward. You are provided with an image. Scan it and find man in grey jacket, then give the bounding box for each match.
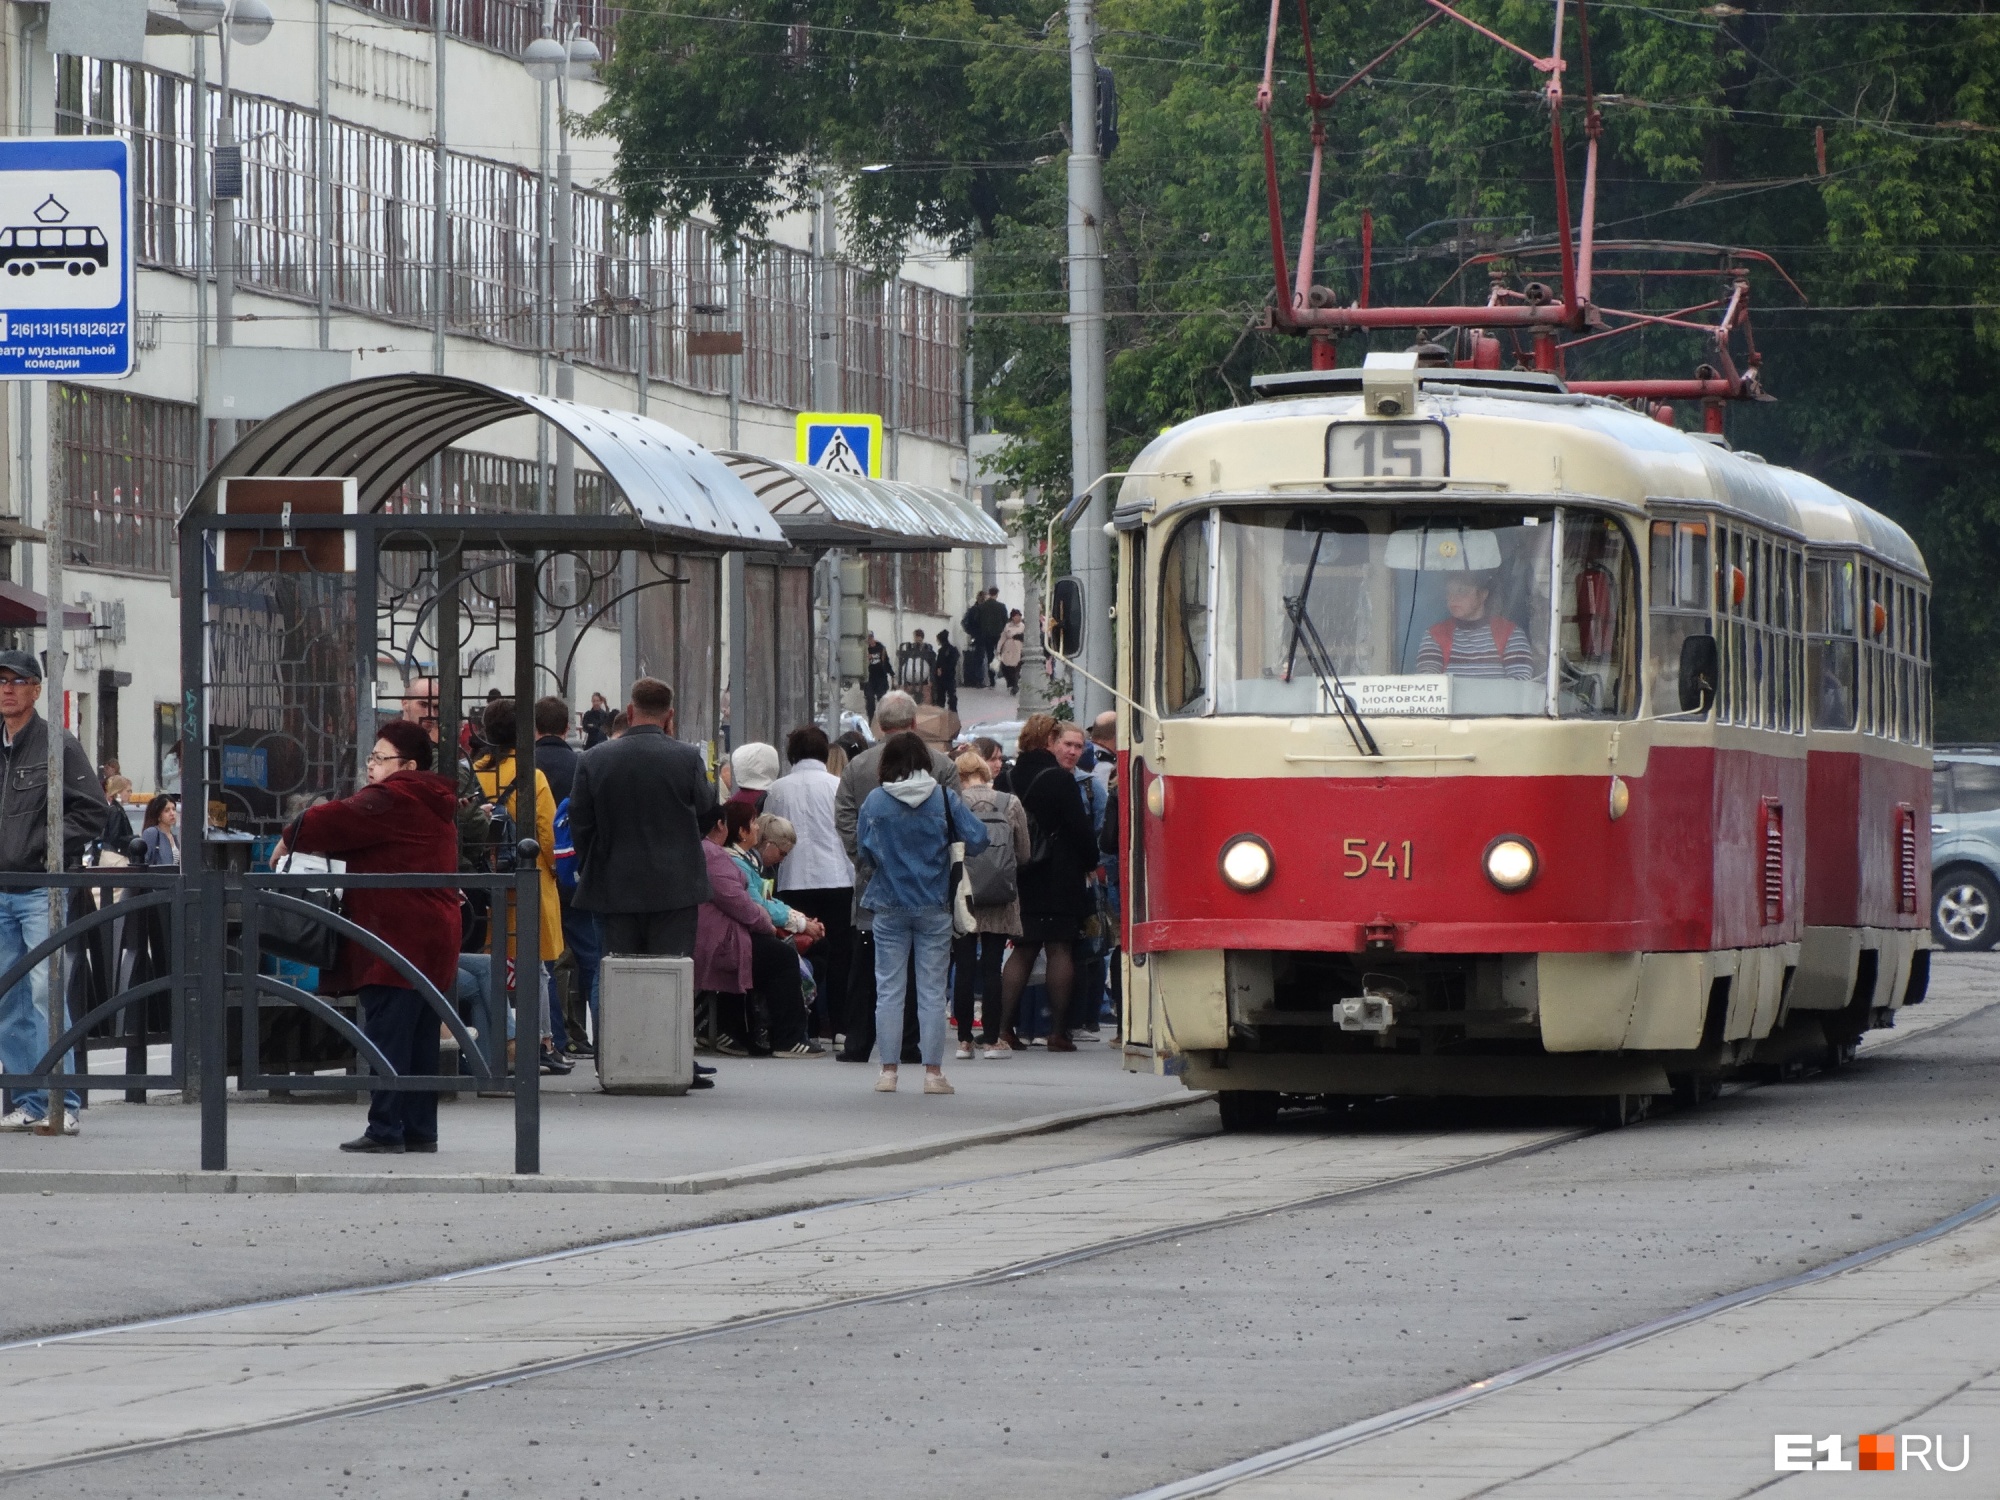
[0,650,110,1134]
[833,690,959,1062]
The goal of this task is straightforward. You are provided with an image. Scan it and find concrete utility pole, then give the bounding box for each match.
[1066,0,1110,718]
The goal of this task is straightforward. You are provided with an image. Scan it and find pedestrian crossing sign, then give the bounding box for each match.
[796,412,883,478]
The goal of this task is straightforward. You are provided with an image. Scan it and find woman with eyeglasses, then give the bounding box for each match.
[274,719,460,1155]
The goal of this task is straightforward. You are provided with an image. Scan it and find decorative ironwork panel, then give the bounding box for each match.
[203,561,361,833]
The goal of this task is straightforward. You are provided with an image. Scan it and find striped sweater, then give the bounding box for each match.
[1414,616,1536,680]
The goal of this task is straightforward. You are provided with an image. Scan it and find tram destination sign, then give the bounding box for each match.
[0,137,133,380]
[1337,675,1450,716]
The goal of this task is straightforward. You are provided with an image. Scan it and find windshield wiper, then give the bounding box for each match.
[1281,528,1380,757]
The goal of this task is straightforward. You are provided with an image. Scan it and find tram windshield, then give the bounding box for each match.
[1158,505,1638,719]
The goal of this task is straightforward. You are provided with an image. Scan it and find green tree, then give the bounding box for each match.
[595,0,2000,734]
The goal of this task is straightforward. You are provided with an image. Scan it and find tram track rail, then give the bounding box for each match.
[8,994,1988,1483]
[1,1122,1595,1479]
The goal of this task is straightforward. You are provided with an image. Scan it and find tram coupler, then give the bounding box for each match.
[1337,992,1396,1033]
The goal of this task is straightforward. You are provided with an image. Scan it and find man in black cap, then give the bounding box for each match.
[0,650,109,1135]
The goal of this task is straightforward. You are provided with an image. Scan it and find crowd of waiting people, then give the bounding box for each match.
[260,671,1122,1151]
[0,622,1122,1152]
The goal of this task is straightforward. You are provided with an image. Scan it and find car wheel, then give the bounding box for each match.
[1933,868,1999,951]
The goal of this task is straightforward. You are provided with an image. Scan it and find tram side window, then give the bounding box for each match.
[1716,527,1749,725]
[1647,519,1711,715]
[1806,556,1857,730]
[1560,514,1637,717]
[1160,514,1212,716]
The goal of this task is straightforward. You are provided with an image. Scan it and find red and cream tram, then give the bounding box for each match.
[1111,356,1931,1126]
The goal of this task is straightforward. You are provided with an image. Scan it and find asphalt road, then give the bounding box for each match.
[13,985,1997,1500]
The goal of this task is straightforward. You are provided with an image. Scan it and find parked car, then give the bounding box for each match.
[1931,748,2000,950]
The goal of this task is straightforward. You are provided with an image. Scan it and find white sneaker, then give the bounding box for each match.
[874,1068,898,1093]
[954,1043,973,1060]
[0,1108,35,1132]
[923,1073,954,1095]
[982,1043,1012,1060]
[59,1110,79,1136]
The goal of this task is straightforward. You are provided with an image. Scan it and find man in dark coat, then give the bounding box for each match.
[0,651,108,1134]
[933,631,961,713]
[532,695,578,803]
[832,690,960,1063]
[974,588,1010,686]
[568,677,715,958]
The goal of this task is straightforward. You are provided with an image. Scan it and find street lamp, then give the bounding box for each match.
[522,25,600,663]
[181,0,272,453]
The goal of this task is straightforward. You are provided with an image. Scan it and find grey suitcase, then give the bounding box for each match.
[596,955,695,1095]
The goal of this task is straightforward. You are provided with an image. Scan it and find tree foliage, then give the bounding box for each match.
[596,0,2000,736]
[587,0,1067,265]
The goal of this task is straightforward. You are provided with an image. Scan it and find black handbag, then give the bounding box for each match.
[263,854,345,972]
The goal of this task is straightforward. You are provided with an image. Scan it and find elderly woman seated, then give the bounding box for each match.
[695,802,824,1058]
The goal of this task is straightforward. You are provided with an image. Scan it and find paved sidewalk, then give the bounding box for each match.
[1,1038,1186,1188]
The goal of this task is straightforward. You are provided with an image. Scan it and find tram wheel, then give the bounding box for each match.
[1595,1092,1653,1129]
[1819,1023,1862,1073]
[1667,1071,1721,1108]
[1215,1089,1281,1132]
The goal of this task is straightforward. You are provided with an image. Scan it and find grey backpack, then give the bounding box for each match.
[964,791,1019,907]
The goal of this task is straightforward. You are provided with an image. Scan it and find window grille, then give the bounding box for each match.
[335,0,613,64]
[54,56,960,428]
[54,384,198,579]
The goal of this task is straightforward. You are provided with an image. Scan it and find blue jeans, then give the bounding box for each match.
[547,904,601,1048]
[873,906,953,1068]
[0,888,79,1120]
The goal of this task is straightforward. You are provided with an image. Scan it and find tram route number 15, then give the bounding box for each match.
[1326,420,1448,479]
[1343,838,1413,880]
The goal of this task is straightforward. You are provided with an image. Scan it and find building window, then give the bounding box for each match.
[55,384,198,579]
[865,553,944,616]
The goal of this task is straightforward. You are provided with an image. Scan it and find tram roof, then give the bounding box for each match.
[1120,382,1927,582]
[181,375,790,553]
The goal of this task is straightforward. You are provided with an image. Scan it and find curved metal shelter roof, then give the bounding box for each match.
[182,374,789,551]
[719,452,1007,551]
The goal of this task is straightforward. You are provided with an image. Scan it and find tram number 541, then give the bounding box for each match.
[1343,838,1413,880]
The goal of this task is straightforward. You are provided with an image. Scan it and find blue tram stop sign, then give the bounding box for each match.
[0,137,134,380]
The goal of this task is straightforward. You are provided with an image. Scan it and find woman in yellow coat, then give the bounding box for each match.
[473,697,568,1075]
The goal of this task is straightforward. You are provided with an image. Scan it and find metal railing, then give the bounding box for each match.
[0,858,544,1174]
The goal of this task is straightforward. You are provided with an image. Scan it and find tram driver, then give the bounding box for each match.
[1412,573,1536,680]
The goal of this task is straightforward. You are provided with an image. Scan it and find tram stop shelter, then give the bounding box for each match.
[0,374,1003,1178]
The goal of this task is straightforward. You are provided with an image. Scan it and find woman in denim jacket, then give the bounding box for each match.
[855,732,990,1095]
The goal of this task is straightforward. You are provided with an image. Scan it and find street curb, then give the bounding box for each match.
[0,1090,1210,1196]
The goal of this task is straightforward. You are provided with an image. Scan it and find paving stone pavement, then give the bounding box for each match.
[1155,1184,2000,1497]
[0,1124,1570,1475]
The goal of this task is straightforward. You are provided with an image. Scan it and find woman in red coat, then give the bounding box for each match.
[275,718,461,1155]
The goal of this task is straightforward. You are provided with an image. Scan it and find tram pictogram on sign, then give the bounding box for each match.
[0,138,134,379]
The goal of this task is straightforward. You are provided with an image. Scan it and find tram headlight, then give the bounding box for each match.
[1219,834,1274,892]
[1482,836,1539,892]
